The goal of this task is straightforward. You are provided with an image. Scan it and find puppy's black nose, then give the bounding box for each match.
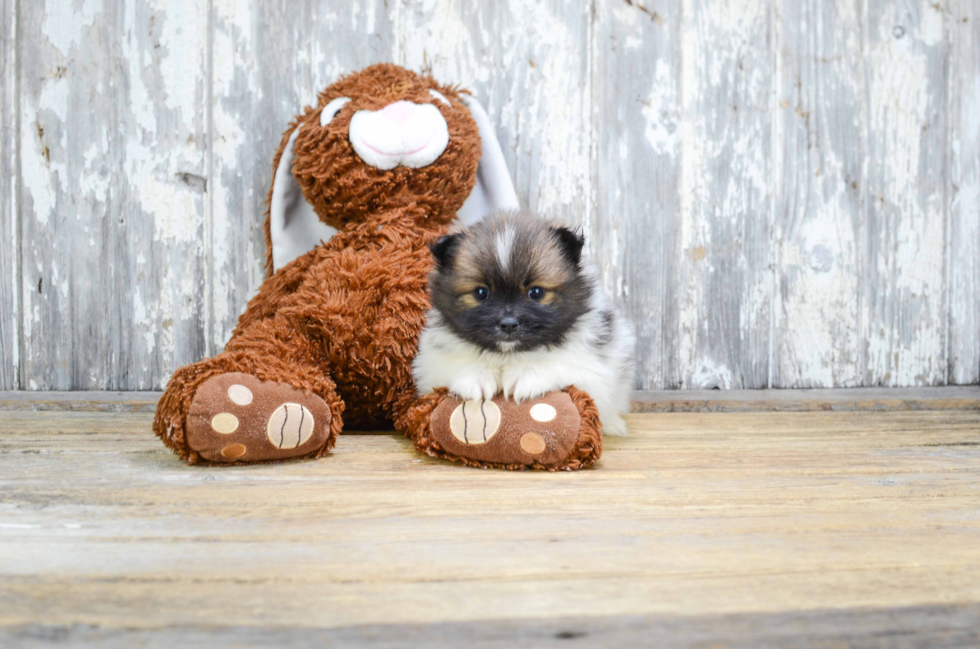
[498,317,519,334]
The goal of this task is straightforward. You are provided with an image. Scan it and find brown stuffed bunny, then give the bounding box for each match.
[153,64,602,470]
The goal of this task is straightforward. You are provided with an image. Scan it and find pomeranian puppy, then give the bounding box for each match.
[413,210,635,435]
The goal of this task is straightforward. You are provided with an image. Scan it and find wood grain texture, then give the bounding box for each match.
[18,0,109,390]
[4,604,980,649]
[3,385,977,413]
[0,604,980,649]
[3,0,978,390]
[0,390,164,412]
[773,0,866,388]
[593,0,774,390]
[117,0,211,389]
[947,0,980,385]
[592,0,679,390]
[3,606,980,649]
[864,0,949,386]
[631,385,980,412]
[674,0,772,389]
[18,0,209,390]
[0,0,17,389]
[1,406,978,644]
[672,0,772,389]
[592,0,774,390]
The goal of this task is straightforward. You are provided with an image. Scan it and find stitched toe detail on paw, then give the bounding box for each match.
[185,372,332,463]
[448,399,501,445]
[267,403,316,449]
[430,391,581,468]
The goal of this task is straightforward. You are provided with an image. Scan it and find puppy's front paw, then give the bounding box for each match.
[602,414,629,436]
[504,368,562,403]
[450,369,499,401]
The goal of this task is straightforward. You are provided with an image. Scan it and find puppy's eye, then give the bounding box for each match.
[473,286,490,301]
[526,286,546,301]
[320,97,351,126]
[428,89,451,107]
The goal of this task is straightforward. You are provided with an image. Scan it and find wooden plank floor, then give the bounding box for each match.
[1,391,979,647]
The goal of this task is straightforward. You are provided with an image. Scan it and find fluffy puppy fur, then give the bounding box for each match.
[413,210,635,435]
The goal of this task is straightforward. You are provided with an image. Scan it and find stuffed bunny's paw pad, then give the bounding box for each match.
[429,391,583,469]
[185,372,333,463]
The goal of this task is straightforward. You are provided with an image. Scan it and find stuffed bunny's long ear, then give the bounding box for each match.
[268,127,339,272]
[456,94,520,226]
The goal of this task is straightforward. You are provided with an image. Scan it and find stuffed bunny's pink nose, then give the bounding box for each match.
[348,99,449,170]
[380,101,416,127]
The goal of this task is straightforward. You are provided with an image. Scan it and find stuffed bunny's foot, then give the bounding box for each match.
[184,372,335,463]
[411,387,601,470]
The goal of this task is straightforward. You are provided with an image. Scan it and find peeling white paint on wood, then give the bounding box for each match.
[773,0,867,388]
[947,0,980,385]
[19,0,112,390]
[674,0,772,389]
[592,0,680,390]
[119,0,210,391]
[864,0,949,387]
[0,0,18,390]
[1,0,977,390]
[18,0,209,391]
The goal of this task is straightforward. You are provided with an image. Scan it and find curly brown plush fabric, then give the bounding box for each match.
[152,63,604,470]
[260,66,478,275]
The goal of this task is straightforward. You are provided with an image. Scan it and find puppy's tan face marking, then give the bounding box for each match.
[526,245,572,291]
[449,248,489,308]
[458,292,480,309]
[450,221,573,307]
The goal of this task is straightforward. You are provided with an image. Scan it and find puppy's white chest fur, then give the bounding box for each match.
[414,285,635,436]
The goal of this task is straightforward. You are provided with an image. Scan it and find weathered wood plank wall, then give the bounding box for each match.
[949,0,980,386]
[1,0,17,390]
[0,0,977,391]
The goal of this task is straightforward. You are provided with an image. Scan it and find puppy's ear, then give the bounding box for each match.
[551,226,585,267]
[430,233,463,269]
